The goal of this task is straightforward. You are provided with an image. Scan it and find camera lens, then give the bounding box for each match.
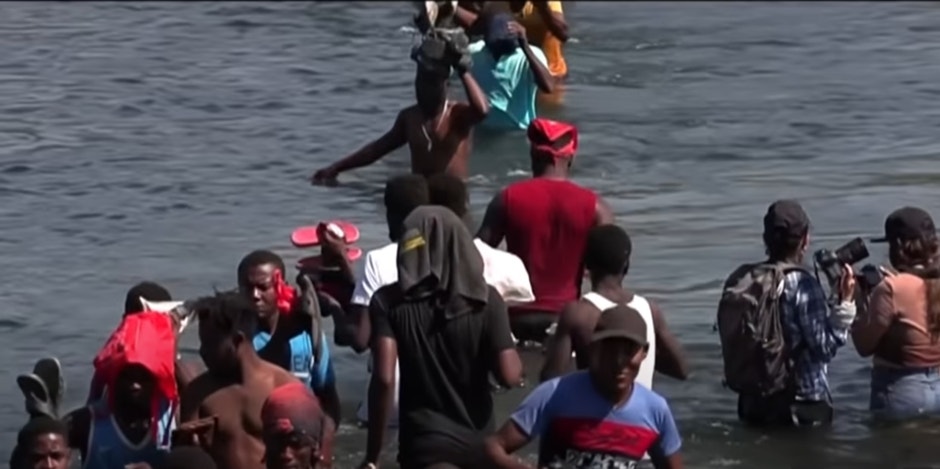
[834,237,869,266]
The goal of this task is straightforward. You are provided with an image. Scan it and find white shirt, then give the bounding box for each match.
[350,242,398,307]
[350,240,535,307]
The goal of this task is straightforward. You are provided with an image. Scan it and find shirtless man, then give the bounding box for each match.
[180,292,326,469]
[311,43,490,183]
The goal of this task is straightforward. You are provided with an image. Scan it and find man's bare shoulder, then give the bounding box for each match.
[562,299,601,333]
[263,361,301,387]
[399,105,419,120]
[181,372,239,416]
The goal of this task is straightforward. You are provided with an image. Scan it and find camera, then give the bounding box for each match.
[813,237,885,292]
[813,237,870,286]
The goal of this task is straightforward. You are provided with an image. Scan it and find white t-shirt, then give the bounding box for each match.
[350,240,535,307]
[350,242,398,307]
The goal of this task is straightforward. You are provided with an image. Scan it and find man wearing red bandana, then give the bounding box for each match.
[236,250,341,425]
[478,118,614,343]
[261,382,335,469]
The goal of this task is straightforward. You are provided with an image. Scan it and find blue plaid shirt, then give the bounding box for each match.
[781,270,852,401]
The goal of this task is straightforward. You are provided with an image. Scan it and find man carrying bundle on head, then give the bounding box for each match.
[477,118,614,344]
[311,19,489,183]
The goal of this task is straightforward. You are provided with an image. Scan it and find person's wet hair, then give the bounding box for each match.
[238,250,286,282]
[427,173,469,219]
[385,174,430,219]
[585,225,633,277]
[194,291,259,340]
[124,281,172,315]
[158,446,217,469]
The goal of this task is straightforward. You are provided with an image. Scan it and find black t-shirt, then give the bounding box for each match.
[370,284,515,467]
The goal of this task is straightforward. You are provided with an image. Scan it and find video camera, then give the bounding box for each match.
[813,237,884,292]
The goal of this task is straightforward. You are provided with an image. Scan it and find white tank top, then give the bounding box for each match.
[582,291,656,390]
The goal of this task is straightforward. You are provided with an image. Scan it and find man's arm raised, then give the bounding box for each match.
[454,67,490,125]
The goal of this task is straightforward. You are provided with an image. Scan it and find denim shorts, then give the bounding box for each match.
[870,366,940,420]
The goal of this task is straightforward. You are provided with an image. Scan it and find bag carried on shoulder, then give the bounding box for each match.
[716,262,804,397]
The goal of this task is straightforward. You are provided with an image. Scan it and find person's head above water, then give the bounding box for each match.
[585,224,632,281]
[762,199,810,263]
[384,174,431,242]
[482,11,519,58]
[15,416,70,469]
[238,250,291,319]
[527,118,579,177]
[588,305,649,401]
[195,291,260,377]
[124,281,172,317]
[398,206,488,316]
[427,173,469,220]
[261,382,329,469]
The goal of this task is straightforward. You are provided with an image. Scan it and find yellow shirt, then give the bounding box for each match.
[515,1,567,77]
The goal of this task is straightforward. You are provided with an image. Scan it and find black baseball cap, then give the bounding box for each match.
[590,305,648,346]
[763,199,810,238]
[872,207,937,243]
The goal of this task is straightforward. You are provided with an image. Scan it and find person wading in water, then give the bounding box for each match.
[477,118,614,343]
[361,206,522,469]
[236,250,340,424]
[311,36,490,183]
[486,305,684,469]
[180,292,324,469]
[541,224,689,384]
[65,312,178,469]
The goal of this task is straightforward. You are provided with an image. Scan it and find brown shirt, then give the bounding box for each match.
[852,273,940,368]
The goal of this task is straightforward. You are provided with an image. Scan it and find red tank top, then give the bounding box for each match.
[502,178,597,315]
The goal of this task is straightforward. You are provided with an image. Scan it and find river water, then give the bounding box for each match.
[2,1,940,467]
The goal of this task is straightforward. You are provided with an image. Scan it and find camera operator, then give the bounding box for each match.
[851,207,940,421]
[723,200,856,428]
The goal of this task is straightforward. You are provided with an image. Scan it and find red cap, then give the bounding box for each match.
[527,118,578,160]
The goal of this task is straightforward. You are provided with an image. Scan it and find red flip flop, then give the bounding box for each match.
[291,221,360,248]
[296,248,364,271]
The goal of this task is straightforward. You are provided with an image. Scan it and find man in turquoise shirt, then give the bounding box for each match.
[469,12,555,131]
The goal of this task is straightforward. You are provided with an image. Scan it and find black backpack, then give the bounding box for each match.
[716,262,804,397]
